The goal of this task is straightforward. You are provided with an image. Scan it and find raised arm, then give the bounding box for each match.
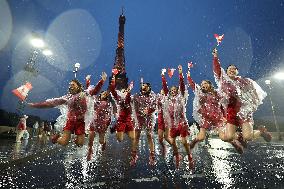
[178,65,185,96]
[28,97,67,108]
[186,71,196,91]
[161,69,169,96]
[88,72,107,96]
[125,91,132,104]
[212,48,221,79]
[109,76,119,101]
[124,81,134,104]
[85,75,91,89]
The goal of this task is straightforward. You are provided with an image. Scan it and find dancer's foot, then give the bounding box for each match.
[101,142,106,151]
[237,133,248,148]
[258,126,272,142]
[230,140,244,154]
[188,153,194,169]
[161,144,166,157]
[130,151,138,166]
[189,138,199,150]
[50,134,60,144]
[87,147,93,161]
[110,125,116,134]
[174,153,182,169]
[149,151,156,166]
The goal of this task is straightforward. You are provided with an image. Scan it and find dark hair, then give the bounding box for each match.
[226,64,238,71]
[70,79,84,92]
[202,80,215,90]
[140,83,151,94]
[99,90,110,101]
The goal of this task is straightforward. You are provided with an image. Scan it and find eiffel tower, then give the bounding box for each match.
[109,8,129,90]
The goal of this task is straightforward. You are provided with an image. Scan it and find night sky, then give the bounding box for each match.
[0,0,284,122]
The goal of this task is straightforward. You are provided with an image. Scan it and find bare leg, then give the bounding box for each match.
[99,132,106,151]
[75,134,85,147]
[218,124,244,154]
[181,136,194,169]
[116,132,124,142]
[158,129,164,147]
[146,130,155,165]
[171,137,181,168]
[128,130,138,166]
[190,128,206,149]
[243,123,272,142]
[146,131,155,152]
[164,127,172,145]
[57,131,71,146]
[87,131,95,161]
[158,129,166,156]
[218,123,236,142]
[88,131,95,146]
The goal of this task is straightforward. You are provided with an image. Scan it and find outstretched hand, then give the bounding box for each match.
[127,81,134,92]
[27,102,34,107]
[161,68,166,76]
[212,48,218,57]
[86,75,91,80]
[187,70,191,77]
[101,72,107,81]
[178,65,182,74]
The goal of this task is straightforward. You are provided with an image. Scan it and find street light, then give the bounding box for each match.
[265,79,282,140]
[42,49,53,56]
[273,72,284,80]
[30,37,45,48]
[25,35,53,75]
[73,63,80,78]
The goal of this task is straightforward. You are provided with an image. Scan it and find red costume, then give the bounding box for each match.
[187,75,223,129]
[89,97,112,133]
[132,92,157,131]
[31,80,104,135]
[162,73,190,138]
[213,57,266,126]
[110,80,134,133]
[157,93,166,131]
[17,118,27,130]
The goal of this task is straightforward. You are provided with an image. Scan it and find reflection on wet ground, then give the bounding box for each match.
[0,133,284,188]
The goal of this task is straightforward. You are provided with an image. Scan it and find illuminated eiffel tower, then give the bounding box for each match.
[109,8,129,90]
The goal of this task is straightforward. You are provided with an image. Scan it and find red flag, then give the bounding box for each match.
[168,68,175,78]
[188,62,193,69]
[112,68,118,75]
[12,82,33,101]
[214,34,224,46]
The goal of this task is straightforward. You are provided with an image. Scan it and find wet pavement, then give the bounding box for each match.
[1,133,284,189]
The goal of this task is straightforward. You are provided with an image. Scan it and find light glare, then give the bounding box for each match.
[30,38,45,48]
[42,49,53,56]
[274,72,284,80]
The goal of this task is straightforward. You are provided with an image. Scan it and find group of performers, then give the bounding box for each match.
[27,48,272,169]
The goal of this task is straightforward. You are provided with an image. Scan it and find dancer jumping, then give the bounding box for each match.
[187,69,225,150]
[109,76,137,166]
[132,82,157,165]
[28,72,107,147]
[161,65,193,168]
[212,48,271,153]
[86,75,114,160]
[157,89,172,157]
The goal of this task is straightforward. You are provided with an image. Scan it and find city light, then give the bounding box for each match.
[265,79,271,85]
[30,37,45,48]
[42,49,53,56]
[273,72,284,80]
